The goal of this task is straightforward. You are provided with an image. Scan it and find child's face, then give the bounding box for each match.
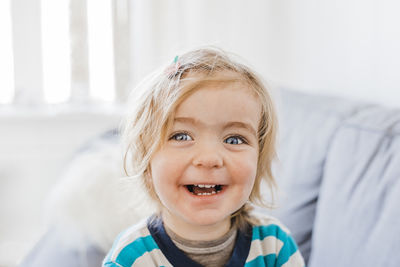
[150,78,261,234]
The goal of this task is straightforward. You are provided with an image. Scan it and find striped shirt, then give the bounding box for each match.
[103,213,305,267]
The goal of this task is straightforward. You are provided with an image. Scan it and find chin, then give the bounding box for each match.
[192,217,222,226]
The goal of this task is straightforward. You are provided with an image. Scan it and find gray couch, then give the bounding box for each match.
[270,89,400,266]
[21,89,400,266]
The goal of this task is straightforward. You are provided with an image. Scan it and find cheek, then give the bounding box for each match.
[232,153,258,187]
[150,154,172,204]
[150,149,183,186]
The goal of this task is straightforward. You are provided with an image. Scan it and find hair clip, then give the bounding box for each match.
[165,55,181,78]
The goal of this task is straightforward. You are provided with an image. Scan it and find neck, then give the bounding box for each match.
[161,210,231,241]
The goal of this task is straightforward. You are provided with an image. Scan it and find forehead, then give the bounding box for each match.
[174,79,262,129]
[179,70,259,102]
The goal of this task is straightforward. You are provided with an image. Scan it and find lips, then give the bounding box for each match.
[185,184,224,196]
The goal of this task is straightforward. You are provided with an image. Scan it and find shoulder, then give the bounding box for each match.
[102,217,159,267]
[245,211,305,267]
[249,211,293,250]
[250,211,290,230]
[250,211,293,239]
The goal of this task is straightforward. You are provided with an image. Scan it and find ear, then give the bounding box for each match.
[143,168,161,203]
[143,168,155,193]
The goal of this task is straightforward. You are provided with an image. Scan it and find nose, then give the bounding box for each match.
[192,143,223,168]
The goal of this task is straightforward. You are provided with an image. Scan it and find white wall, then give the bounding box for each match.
[264,0,400,108]
[130,0,400,108]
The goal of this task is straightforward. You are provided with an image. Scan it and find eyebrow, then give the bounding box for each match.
[223,121,257,137]
[174,117,257,137]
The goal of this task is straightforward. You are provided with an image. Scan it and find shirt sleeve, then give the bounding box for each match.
[276,233,305,267]
[103,260,125,267]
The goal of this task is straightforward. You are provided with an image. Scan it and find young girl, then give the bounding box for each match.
[103,47,305,267]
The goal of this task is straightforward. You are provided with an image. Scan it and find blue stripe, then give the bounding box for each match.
[252,224,286,242]
[276,234,298,266]
[251,224,299,266]
[114,235,159,266]
[103,262,121,267]
[104,230,129,264]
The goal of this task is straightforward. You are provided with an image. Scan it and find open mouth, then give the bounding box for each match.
[185,184,224,196]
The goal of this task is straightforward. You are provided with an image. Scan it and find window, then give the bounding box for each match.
[0,0,14,104]
[41,0,71,103]
[87,0,116,103]
[0,0,130,106]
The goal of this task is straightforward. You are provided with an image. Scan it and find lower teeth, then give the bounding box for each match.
[186,185,222,196]
[195,192,216,196]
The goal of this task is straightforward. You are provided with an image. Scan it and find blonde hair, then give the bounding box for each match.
[122,47,278,229]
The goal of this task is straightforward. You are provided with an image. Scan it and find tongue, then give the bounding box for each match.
[193,186,216,194]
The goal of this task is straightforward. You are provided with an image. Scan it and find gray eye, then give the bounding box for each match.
[171,133,193,141]
[224,136,244,145]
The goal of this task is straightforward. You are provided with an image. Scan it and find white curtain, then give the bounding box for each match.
[128,0,272,87]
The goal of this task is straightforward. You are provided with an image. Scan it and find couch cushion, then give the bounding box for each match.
[263,89,365,263]
[20,227,104,267]
[309,106,400,267]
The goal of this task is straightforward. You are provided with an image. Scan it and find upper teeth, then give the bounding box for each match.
[196,184,215,188]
